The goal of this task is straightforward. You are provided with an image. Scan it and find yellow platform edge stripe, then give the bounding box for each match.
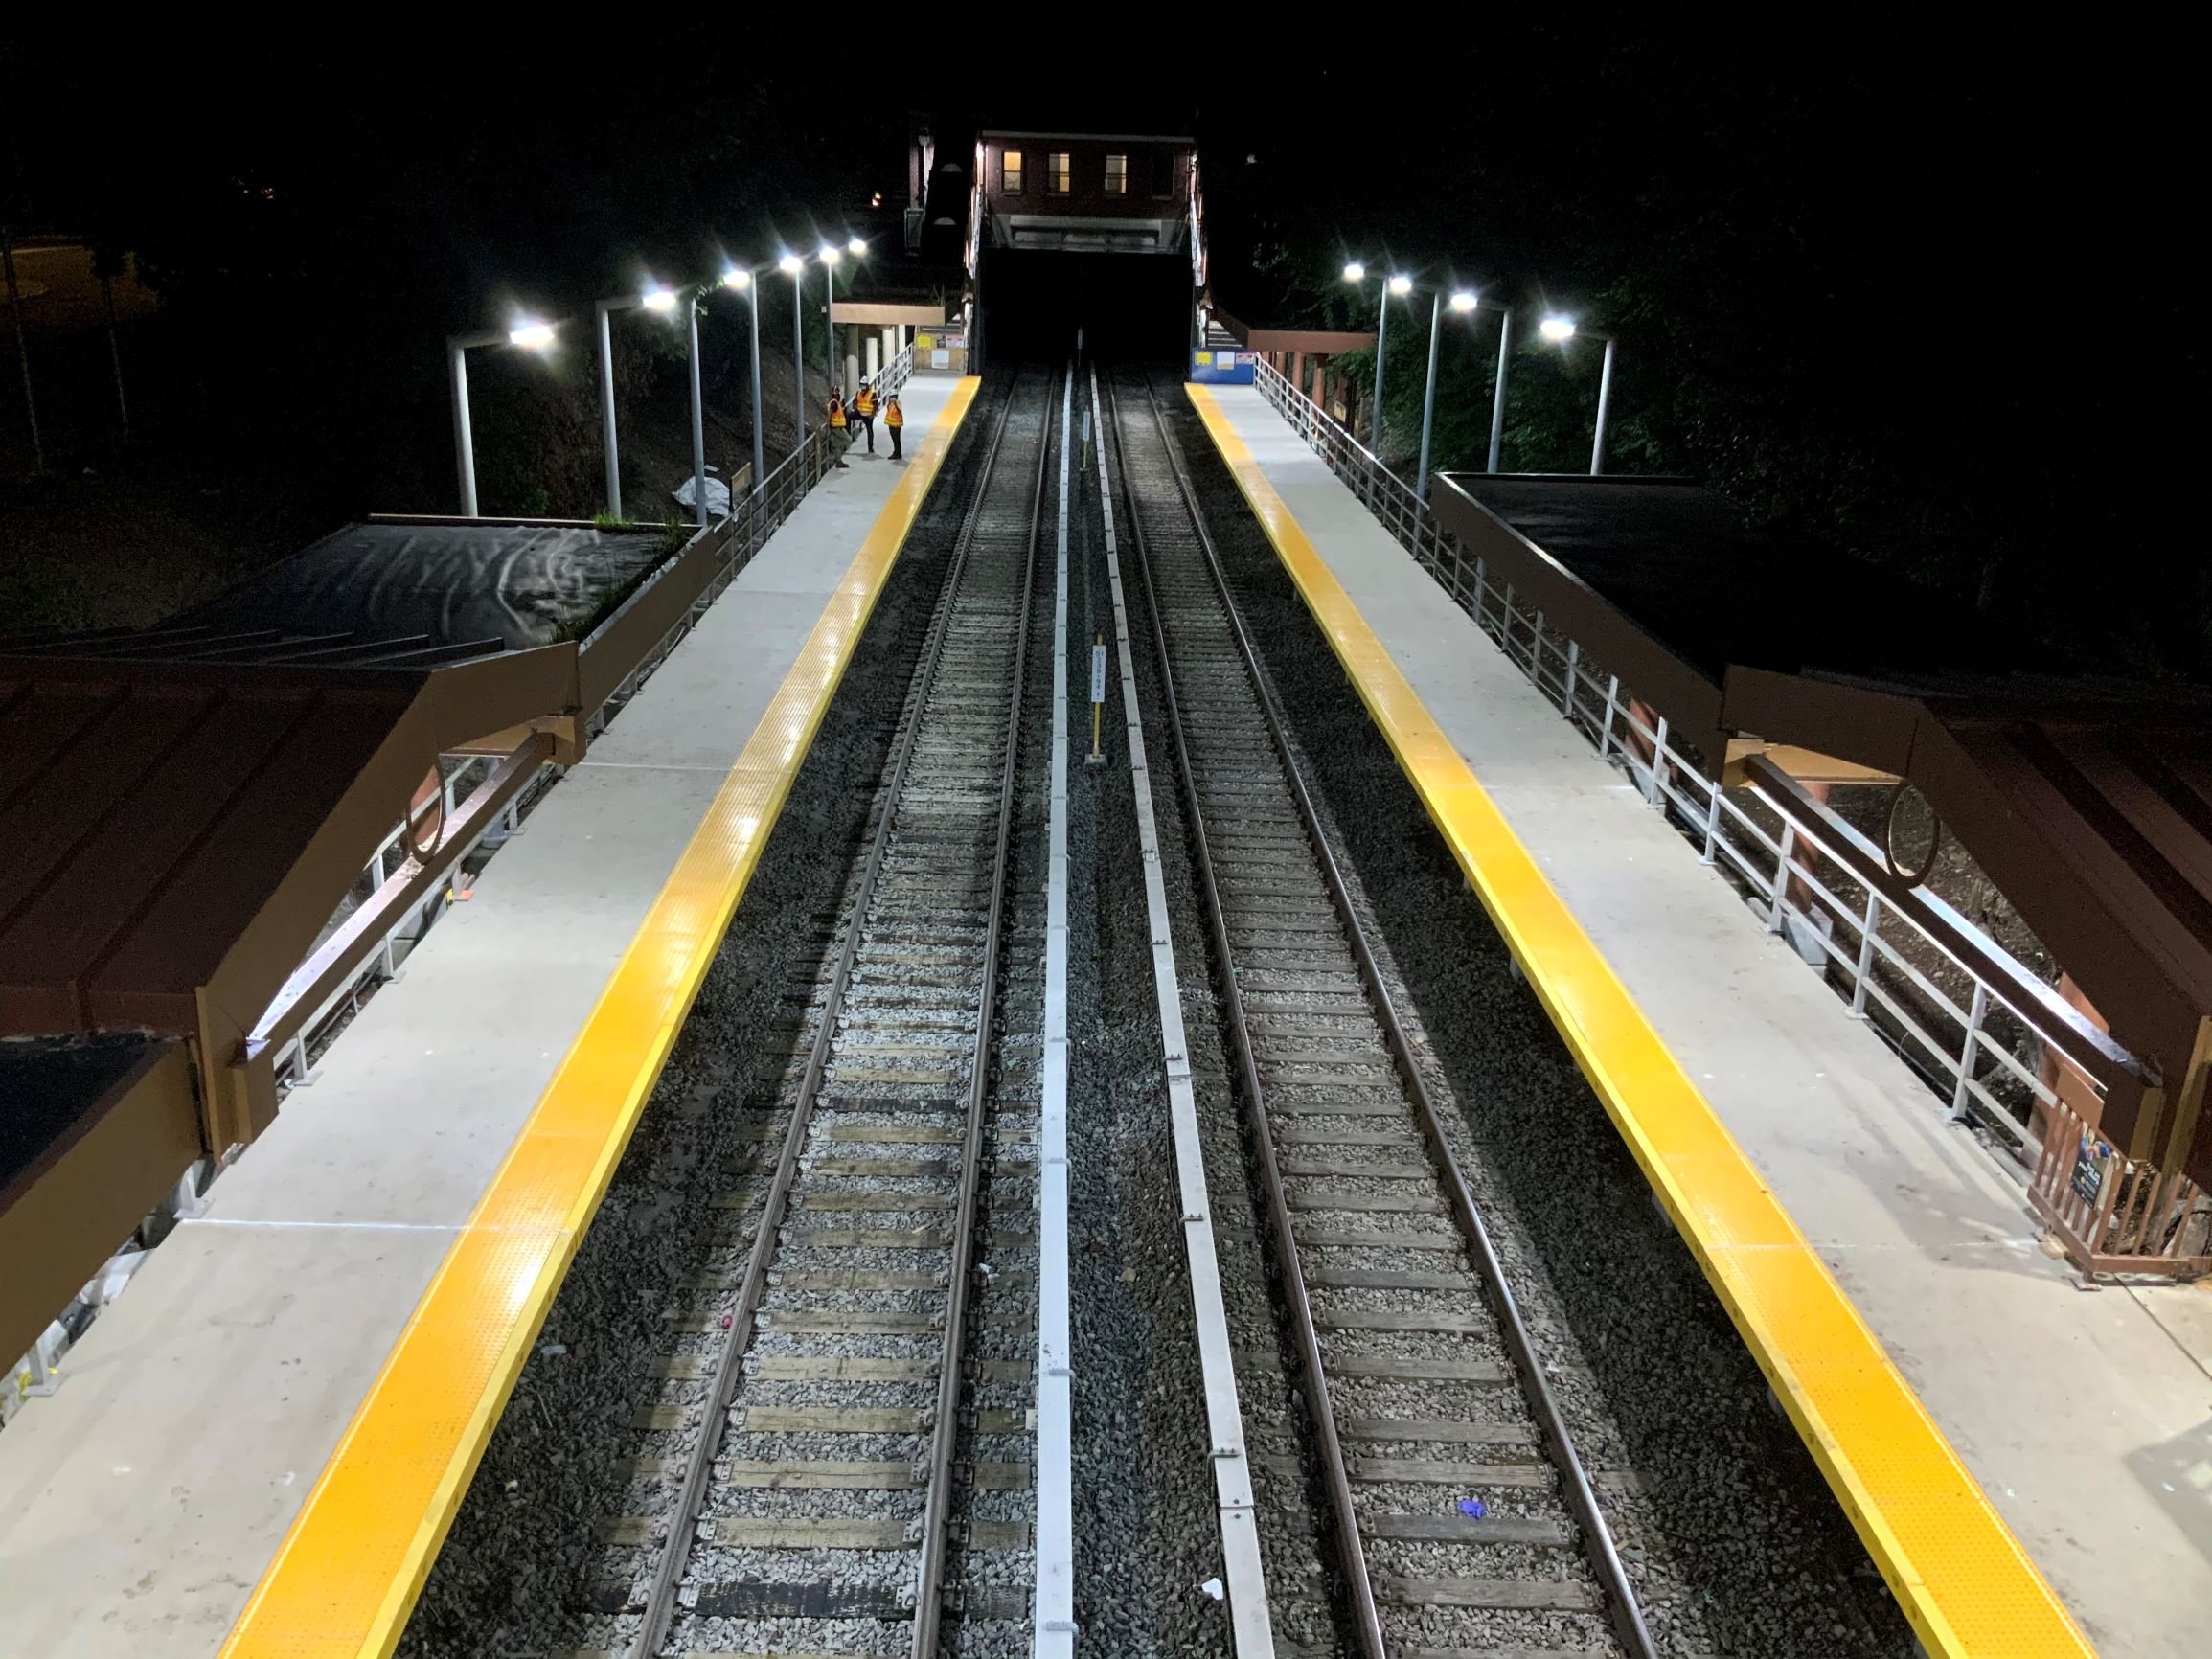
[219,379,981,1659]
[1184,383,2094,1659]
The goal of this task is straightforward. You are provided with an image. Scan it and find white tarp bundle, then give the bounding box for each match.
[672,465,730,518]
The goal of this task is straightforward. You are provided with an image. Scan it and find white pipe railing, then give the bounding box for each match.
[1247,352,2101,1168]
[274,428,843,1094]
[873,341,915,398]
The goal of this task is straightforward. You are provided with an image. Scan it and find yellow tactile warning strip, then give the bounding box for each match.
[219,379,981,1659]
[1185,384,2096,1659]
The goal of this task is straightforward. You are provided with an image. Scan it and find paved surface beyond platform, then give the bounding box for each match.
[0,378,971,1659]
[1192,383,2212,1658]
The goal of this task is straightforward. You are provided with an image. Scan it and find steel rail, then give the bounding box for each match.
[626,370,1035,1659]
[1101,372,1387,1655]
[908,364,1053,1657]
[1126,369,1659,1659]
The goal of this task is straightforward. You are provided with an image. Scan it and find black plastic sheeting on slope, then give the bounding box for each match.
[0,1033,161,1193]
[1458,478,2030,687]
[183,521,671,652]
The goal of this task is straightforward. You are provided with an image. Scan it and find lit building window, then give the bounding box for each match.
[1105,153,1128,195]
[1001,149,1023,193]
[1047,151,1071,194]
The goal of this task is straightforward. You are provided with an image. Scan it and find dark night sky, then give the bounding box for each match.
[3,25,2202,670]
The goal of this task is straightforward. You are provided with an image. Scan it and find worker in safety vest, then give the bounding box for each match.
[852,380,878,453]
[884,393,904,461]
[826,391,849,467]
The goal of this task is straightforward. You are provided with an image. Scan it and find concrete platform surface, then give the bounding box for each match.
[1193,382,2212,1658]
[0,378,969,1659]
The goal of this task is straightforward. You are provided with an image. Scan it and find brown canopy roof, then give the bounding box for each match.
[1433,474,2212,1188]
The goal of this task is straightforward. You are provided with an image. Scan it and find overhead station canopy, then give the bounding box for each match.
[1432,473,2212,1190]
[0,508,761,1374]
[0,515,679,1146]
[1207,306,1376,358]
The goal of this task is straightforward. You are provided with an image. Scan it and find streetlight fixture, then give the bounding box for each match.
[723,266,765,496]
[819,241,856,398]
[680,287,709,526]
[596,280,704,523]
[1534,314,1619,473]
[1486,304,1516,474]
[1343,263,1411,451]
[446,317,559,518]
[779,253,807,453]
[1414,287,1484,506]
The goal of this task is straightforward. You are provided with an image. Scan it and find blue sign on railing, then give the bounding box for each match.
[1189,348,1256,385]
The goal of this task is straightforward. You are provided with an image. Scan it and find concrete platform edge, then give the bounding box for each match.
[1182,381,2095,1659]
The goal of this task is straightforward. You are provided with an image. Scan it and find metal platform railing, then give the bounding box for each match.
[874,341,915,398]
[1245,355,2209,1273]
[266,429,841,1100]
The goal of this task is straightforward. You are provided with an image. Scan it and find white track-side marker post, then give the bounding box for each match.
[1088,636,1106,765]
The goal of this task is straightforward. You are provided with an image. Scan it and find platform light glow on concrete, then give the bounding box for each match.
[1181,379,2098,1659]
[1539,314,1577,341]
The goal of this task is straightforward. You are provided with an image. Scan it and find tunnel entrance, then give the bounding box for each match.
[976,248,1191,369]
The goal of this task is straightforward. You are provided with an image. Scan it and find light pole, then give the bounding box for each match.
[1590,335,1618,475]
[682,287,708,527]
[780,253,807,454]
[818,246,841,401]
[723,266,765,496]
[1342,262,1410,452]
[843,236,867,396]
[594,285,670,521]
[447,319,557,518]
[1414,289,1480,508]
[1537,315,1618,476]
[1487,307,1515,473]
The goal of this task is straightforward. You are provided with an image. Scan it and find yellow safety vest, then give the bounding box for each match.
[884,400,903,428]
[855,389,877,415]
[829,400,846,429]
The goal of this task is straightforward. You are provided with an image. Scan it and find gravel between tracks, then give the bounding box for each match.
[394,391,1000,1659]
[1159,389,1922,1659]
[1065,408,1252,1654]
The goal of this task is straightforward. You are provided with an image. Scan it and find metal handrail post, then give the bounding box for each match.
[1850,893,1881,1015]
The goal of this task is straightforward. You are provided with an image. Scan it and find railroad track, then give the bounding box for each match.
[1105,368,1657,1659]
[584,365,1056,1659]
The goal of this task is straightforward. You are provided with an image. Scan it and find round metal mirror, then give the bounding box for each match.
[1882,781,1943,887]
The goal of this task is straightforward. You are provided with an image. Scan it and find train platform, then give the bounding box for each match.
[0,376,979,1659]
[1185,382,2212,1659]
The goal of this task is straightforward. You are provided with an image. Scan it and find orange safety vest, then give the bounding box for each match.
[884,398,903,429]
[855,388,878,416]
[828,398,846,429]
